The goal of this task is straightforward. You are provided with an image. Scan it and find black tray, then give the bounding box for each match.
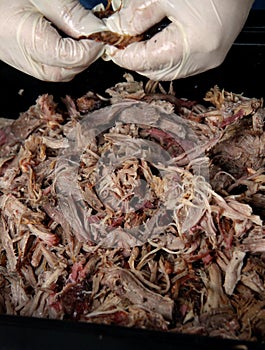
[0,9,265,350]
[1,314,265,350]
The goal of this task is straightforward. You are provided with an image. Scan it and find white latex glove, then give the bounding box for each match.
[0,0,107,82]
[105,0,254,81]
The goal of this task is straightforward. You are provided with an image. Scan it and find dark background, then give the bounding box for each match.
[253,0,265,9]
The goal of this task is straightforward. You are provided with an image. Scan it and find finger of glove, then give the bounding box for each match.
[30,0,107,38]
[19,14,105,81]
[105,0,165,35]
[106,0,255,81]
[105,24,228,82]
[30,40,104,82]
[105,23,184,81]
[28,62,89,82]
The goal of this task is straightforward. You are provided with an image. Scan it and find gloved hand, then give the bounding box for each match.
[0,0,107,82]
[104,0,254,81]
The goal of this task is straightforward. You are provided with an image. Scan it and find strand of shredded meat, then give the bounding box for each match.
[0,74,264,342]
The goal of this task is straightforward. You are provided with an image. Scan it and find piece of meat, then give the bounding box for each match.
[102,267,174,320]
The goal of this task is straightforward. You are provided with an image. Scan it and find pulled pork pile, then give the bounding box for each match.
[0,75,264,341]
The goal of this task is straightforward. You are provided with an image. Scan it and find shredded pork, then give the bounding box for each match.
[0,75,264,342]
